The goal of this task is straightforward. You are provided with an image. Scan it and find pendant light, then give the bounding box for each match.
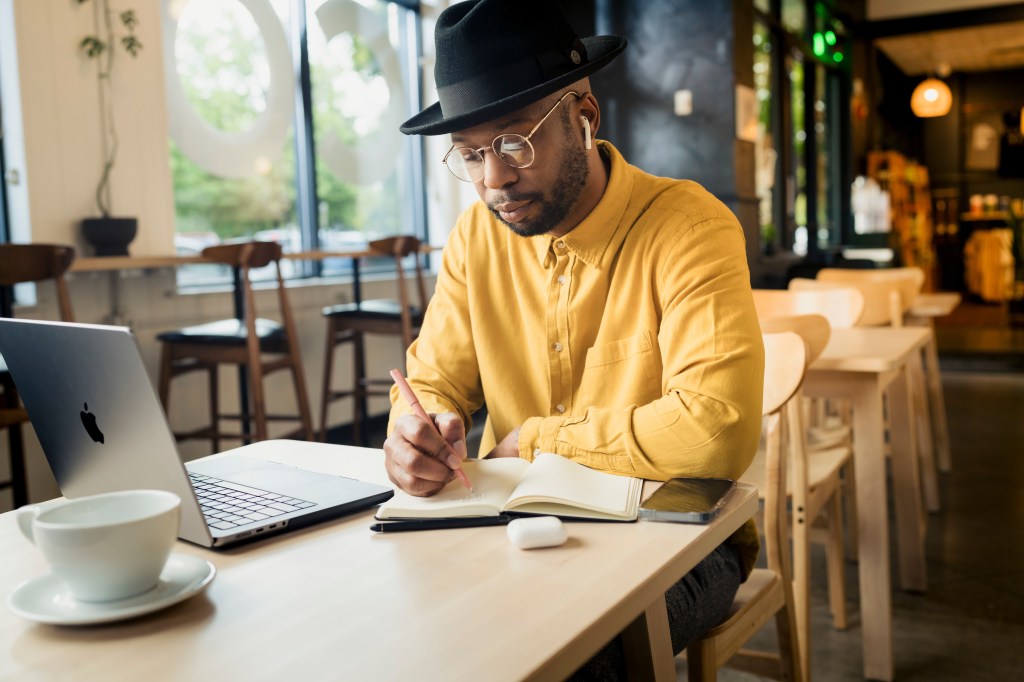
[911,78,952,118]
[911,59,952,118]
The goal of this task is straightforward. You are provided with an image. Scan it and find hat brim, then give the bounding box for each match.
[400,35,626,136]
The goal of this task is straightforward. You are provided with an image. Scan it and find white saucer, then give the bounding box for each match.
[8,553,216,626]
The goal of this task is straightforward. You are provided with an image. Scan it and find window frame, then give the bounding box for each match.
[168,0,428,287]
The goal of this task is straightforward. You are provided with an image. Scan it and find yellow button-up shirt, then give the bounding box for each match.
[389,141,764,573]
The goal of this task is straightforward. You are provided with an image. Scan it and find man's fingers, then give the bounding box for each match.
[384,427,453,497]
[385,412,467,497]
[435,413,468,461]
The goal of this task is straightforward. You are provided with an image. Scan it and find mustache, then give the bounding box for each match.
[486,190,543,211]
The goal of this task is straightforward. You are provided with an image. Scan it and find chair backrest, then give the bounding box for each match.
[753,288,864,329]
[810,267,924,327]
[368,236,429,349]
[761,331,806,577]
[0,244,76,321]
[759,313,830,365]
[201,240,282,270]
[200,240,300,348]
[817,265,925,291]
[789,276,910,327]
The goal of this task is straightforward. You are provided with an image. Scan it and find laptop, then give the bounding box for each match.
[0,318,393,548]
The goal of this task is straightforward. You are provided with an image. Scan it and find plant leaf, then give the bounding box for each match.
[80,36,106,58]
[120,10,138,31]
[122,35,143,57]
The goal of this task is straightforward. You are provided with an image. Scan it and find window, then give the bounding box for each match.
[752,0,850,259]
[753,20,779,254]
[163,0,423,285]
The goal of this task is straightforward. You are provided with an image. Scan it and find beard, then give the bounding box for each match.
[486,114,590,237]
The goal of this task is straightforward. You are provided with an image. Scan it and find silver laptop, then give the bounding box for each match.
[0,318,392,548]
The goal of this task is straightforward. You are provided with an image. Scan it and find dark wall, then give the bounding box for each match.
[564,0,761,277]
[871,48,922,162]
[927,67,1024,200]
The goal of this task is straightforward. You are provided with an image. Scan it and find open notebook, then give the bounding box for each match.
[376,453,642,521]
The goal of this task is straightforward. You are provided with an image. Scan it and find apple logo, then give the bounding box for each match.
[80,402,105,444]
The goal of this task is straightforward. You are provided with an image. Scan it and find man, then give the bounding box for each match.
[385,0,764,676]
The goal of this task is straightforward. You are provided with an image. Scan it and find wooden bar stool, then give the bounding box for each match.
[157,241,314,450]
[0,244,76,508]
[319,236,429,445]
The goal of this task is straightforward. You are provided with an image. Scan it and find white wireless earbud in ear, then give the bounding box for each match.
[581,116,592,150]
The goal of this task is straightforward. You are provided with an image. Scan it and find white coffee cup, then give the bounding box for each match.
[16,490,181,602]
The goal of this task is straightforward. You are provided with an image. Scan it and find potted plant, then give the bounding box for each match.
[77,0,142,256]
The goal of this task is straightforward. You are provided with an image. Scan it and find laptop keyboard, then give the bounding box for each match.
[189,472,317,531]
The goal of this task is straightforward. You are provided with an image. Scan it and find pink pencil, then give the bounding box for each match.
[390,369,473,491]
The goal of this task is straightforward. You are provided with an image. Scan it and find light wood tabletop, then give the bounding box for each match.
[804,326,932,682]
[908,292,961,319]
[1,444,757,681]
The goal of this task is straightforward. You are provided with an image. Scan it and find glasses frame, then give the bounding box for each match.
[442,91,584,183]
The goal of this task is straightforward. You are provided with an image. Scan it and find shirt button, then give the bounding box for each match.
[555,241,566,250]
[557,275,568,285]
[533,448,541,457]
[556,404,566,414]
[553,342,563,352]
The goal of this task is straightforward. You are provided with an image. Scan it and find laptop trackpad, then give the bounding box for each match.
[188,455,389,503]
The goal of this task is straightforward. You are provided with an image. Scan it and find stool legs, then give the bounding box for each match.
[319,319,339,443]
[353,331,367,447]
[208,366,220,453]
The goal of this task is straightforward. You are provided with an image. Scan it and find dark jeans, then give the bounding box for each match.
[567,541,743,681]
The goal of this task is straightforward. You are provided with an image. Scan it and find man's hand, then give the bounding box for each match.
[485,427,521,459]
[384,412,468,496]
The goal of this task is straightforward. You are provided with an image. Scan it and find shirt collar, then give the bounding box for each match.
[531,140,634,268]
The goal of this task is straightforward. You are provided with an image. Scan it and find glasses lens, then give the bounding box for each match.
[445,147,485,182]
[494,135,534,167]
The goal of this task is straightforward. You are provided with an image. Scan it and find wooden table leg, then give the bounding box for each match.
[910,351,941,513]
[621,595,676,682]
[888,364,929,593]
[849,374,895,682]
[923,328,952,472]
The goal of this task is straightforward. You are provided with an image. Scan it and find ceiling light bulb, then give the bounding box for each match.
[911,78,952,118]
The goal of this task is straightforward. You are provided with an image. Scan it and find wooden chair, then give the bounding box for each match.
[0,244,76,508]
[753,287,865,331]
[686,331,804,682]
[157,241,314,450]
[740,315,851,680]
[754,287,861,447]
[786,274,917,329]
[319,236,429,445]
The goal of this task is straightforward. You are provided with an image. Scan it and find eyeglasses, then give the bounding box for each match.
[442,91,583,183]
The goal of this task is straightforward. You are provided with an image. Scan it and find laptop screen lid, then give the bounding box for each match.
[0,319,391,547]
[0,318,212,544]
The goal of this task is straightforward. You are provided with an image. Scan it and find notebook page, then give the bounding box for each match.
[375,457,530,519]
[505,453,641,519]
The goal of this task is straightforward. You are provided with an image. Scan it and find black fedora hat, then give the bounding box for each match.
[400,0,626,136]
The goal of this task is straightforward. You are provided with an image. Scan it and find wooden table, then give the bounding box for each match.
[0,444,757,681]
[803,326,932,681]
[70,247,441,313]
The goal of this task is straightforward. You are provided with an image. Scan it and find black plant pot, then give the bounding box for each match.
[81,217,137,257]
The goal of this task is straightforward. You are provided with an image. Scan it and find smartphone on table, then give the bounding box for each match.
[638,477,736,524]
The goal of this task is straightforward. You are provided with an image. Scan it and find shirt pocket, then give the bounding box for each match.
[579,331,661,407]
